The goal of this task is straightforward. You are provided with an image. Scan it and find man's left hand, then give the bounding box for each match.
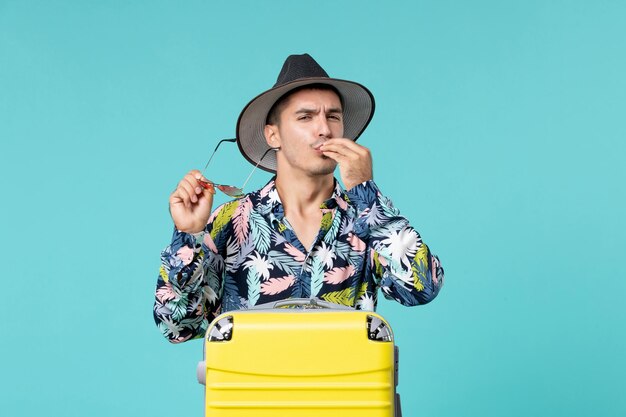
[320,138,373,190]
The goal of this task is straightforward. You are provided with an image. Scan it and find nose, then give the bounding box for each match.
[317,115,332,139]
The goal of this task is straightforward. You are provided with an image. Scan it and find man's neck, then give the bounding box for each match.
[274,170,335,217]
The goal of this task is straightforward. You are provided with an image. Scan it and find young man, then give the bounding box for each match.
[154,54,444,343]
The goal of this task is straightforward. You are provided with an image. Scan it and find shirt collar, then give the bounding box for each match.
[250,176,350,219]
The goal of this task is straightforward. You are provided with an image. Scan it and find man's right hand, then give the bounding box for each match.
[169,170,215,233]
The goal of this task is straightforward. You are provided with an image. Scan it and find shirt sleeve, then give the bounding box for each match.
[153,205,229,343]
[347,180,444,306]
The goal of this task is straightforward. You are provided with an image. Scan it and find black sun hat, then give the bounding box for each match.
[236,53,375,173]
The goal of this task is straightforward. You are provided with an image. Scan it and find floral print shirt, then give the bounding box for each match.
[154,178,444,343]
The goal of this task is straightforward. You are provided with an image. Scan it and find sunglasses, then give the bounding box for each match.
[197,138,273,198]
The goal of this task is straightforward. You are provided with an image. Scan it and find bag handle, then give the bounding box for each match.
[251,297,353,310]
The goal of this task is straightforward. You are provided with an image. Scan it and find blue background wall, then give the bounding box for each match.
[1,1,624,416]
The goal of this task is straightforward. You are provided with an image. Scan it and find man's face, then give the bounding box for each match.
[266,88,344,177]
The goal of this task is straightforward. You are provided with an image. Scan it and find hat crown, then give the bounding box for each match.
[274,54,329,87]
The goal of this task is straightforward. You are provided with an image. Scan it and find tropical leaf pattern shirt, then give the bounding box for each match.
[154,178,444,343]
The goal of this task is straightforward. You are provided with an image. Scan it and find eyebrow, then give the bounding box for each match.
[294,107,343,114]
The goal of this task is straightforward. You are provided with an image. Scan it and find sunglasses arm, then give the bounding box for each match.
[202,138,237,172]
[241,148,275,191]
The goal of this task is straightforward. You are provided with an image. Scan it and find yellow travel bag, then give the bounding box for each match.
[197,298,401,417]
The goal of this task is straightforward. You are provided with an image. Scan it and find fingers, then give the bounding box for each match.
[180,172,201,205]
[321,138,367,150]
[168,170,216,233]
[319,149,345,164]
[320,138,373,191]
[320,140,370,163]
[171,170,214,209]
[192,172,216,197]
[320,139,371,161]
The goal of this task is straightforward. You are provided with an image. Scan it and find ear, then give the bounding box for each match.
[264,124,280,148]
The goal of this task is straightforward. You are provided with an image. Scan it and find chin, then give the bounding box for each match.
[308,160,337,176]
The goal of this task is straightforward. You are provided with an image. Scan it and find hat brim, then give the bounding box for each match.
[236,77,375,173]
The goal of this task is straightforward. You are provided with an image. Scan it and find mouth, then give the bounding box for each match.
[312,140,326,151]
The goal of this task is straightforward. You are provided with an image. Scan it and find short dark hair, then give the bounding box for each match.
[265,83,343,125]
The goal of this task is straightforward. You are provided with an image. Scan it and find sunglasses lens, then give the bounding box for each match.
[217,184,244,198]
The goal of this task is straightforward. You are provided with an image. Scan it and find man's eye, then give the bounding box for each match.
[328,115,342,121]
